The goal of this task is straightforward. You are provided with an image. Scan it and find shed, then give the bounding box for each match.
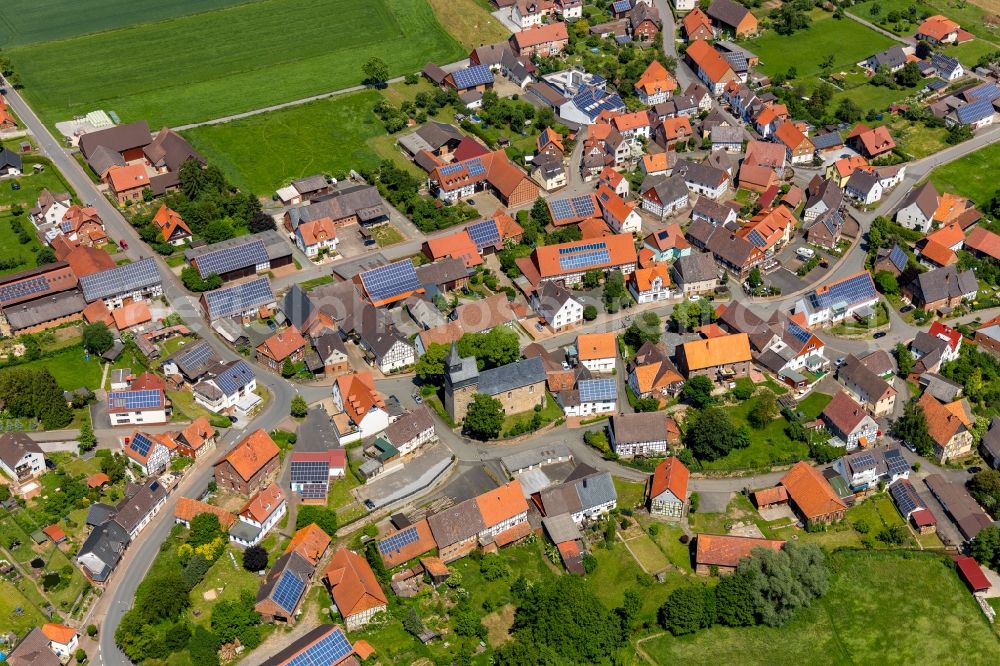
[955,555,991,592]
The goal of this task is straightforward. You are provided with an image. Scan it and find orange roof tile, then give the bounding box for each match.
[353,640,375,660]
[833,155,869,178]
[780,462,846,520]
[918,393,969,447]
[475,480,528,528]
[697,322,727,339]
[919,239,957,267]
[595,183,635,225]
[335,371,385,424]
[645,223,689,251]
[631,263,671,292]
[42,524,66,542]
[579,217,613,239]
[686,39,733,84]
[635,59,678,96]
[512,22,569,49]
[66,245,116,278]
[107,163,149,193]
[174,497,236,529]
[240,482,286,524]
[152,204,191,242]
[696,533,785,568]
[774,122,811,151]
[325,547,388,618]
[650,457,688,501]
[181,416,215,451]
[82,299,115,326]
[679,333,751,370]
[612,111,651,132]
[642,152,670,173]
[297,216,337,247]
[966,227,1000,260]
[378,519,436,567]
[682,8,713,37]
[285,523,332,566]
[41,623,78,645]
[533,234,637,280]
[87,472,110,488]
[538,127,565,152]
[112,300,151,330]
[857,126,895,156]
[661,116,693,141]
[754,486,788,506]
[425,230,483,267]
[257,325,306,362]
[918,15,960,41]
[216,429,280,482]
[599,166,624,188]
[577,332,617,361]
[933,193,973,224]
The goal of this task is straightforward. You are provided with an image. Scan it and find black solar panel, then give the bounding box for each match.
[80,258,160,302]
[287,627,352,666]
[378,525,419,554]
[194,239,268,278]
[272,570,306,613]
[203,277,274,319]
[359,260,421,303]
[0,276,49,304]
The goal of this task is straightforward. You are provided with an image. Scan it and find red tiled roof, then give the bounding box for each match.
[325,547,388,618]
[955,555,991,591]
[649,457,688,501]
[152,204,191,242]
[917,15,960,41]
[240,482,286,524]
[297,216,337,247]
[112,300,151,330]
[378,519,436,568]
[107,163,149,193]
[174,497,236,528]
[285,523,332,566]
[42,524,66,542]
[512,22,569,49]
[531,234,636,280]
[753,486,788,506]
[425,230,482,267]
[335,371,385,424]
[66,245,115,278]
[475,480,527,529]
[82,299,115,326]
[695,533,785,568]
[41,623,77,645]
[965,226,1000,260]
[686,39,733,84]
[87,472,110,488]
[215,429,280,482]
[257,325,306,362]
[919,239,957,267]
[635,59,677,95]
[780,462,847,520]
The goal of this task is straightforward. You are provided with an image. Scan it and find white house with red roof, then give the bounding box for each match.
[929,320,962,363]
[123,431,171,476]
[596,184,642,234]
[648,457,688,520]
[331,372,389,444]
[230,482,287,547]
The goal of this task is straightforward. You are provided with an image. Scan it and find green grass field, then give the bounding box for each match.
[623,533,670,573]
[928,141,1000,206]
[738,12,896,80]
[16,345,103,390]
[0,163,75,274]
[9,0,465,128]
[0,579,46,639]
[641,551,1000,665]
[184,90,386,193]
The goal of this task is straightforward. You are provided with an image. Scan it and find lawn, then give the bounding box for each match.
[641,550,1000,664]
[184,90,387,194]
[738,11,895,80]
[0,0,250,47]
[425,0,509,50]
[614,477,647,512]
[0,163,75,275]
[887,116,949,159]
[186,547,263,628]
[501,390,563,436]
[160,335,197,356]
[798,392,833,420]
[15,345,103,390]
[622,533,669,574]
[928,141,1000,206]
[9,0,465,128]
[700,398,810,472]
[167,389,215,422]
[371,223,405,247]
[0,579,46,639]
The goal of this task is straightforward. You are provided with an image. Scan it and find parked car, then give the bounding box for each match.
[796,247,815,260]
[836,357,846,367]
[873,331,887,339]
[10,182,19,191]
[900,305,914,314]
[119,240,129,250]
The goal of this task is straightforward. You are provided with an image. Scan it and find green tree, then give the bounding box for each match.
[603,272,626,309]
[671,301,690,332]
[363,57,389,86]
[211,591,262,648]
[947,123,974,145]
[78,417,97,453]
[968,469,1000,513]
[893,343,915,377]
[684,407,750,461]
[165,622,192,650]
[480,553,512,581]
[583,305,598,321]
[281,357,296,378]
[874,270,899,295]
[180,266,222,292]
[748,390,778,429]
[737,543,828,627]
[188,513,223,548]
[464,393,505,440]
[681,375,715,408]
[658,585,715,635]
[415,342,450,383]
[714,571,757,626]
[896,61,922,87]
[366,541,390,584]
[624,311,663,349]
[82,322,114,355]
[182,553,212,590]
[100,452,128,483]
[87,624,98,637]
[890,400,934,457]
[403,607,425,636]
[188,625,220,666]
[179,158,206,199]
[531,196,553,227]
[458,327,520,370]
[747,267,763,289]
[290,394,308,417]
[582,269,602,289]
[296,506,338,536]
[137,569,190,622]
[971,525,1000,570]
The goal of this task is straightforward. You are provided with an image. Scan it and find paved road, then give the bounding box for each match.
[172,59,471,132]
[844,11,915,46]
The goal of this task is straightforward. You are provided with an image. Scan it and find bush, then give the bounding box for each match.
[582,552,598,573]
[87,624,98,637]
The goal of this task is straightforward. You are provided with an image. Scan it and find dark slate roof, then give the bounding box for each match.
[0,147,23,172]
[846,169,880,196]
[898,182,939,219]
[869,46,907,70]
[164,340,219,380]
[673,251,717,283]
[707,0,751,29]
[0,432,43,470]
[285,184,387,228]
[427,497,486,546]
[113,478,167,534]
[282,284,313,331]
[78,121,151,159]
[982,416,1000,463]
[839,354,893,402]
[533,281,575,323]
[312,330,348,361]
[385,405,435,446]
[416,257,471,288]
[811,131,843,150]
[931,53,962,77]
[86,145,126,175]
[78,520,129,581]
[478,356,546,396]
[4,290,87,331]
[7,627,61,666]
[86,502,115,527]
[143,127,205,172]
[641,173,689,205]
[912,265,977,304]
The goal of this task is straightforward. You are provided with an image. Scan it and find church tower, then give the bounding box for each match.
[443,343,479,422]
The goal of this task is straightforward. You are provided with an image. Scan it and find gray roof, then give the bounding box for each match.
[416,257,470,288]
[641,173,689,206]
[500,444,572,474]
[869,46,907,70]
[924,474,994,540]
[471,42,510,67]
[282,284,313,331]
[692,196,737,224]
[898,182,939,219]
[78,520,129,581]
[478,356,546,396]
[846,169,880,196]
[541,513,583,544]
[570,466,617,512]
[86,502,115,527]
[538,483,583,516]
[285,183,387,228]
[931,53,962,77]
[385,405,435,446]
[362,325,412,362]
[673,251,717,284]
[918,372,963,403]
[805,178,844,213]
[839,354,894,402]
[611,412,670,445]
[911,330,948,359]
[446,344,479,386]
[256,551,314,607]
[78,120,151,159]
[296,406,341,453]
[911,265,978,305]
[312,330,348,362]
[229,520,262,543]
[3,290,87,332]
[113,478,167,534]
[427,497,486,546]
[7,627,61,666]
[711,125,744,143]
[143,127,205,172]
[0,147,23,172]
[415,122,464,150]
[185,230,291,265]
[811,131,843,150]
[533,280,575,323]
[193,380,223,401]
[859,349,894,377]
[707,0,752,29]
[292,174,328,195]
[981,416,1000,463]
[674,158,728,189]
[163,340,219,380]
[0,432,43,470]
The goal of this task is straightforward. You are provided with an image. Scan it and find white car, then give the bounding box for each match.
[688,294,702,302]
[796,247,815,260]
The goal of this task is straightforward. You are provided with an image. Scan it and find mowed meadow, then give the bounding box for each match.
[6,0,465,127]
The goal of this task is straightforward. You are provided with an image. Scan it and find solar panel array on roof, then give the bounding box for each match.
[578,378,617,403]
[108,389,163,411]
[574,88,625,119]
[466,158,486,177]
[452,64,494,90]
[80,257,160,302]
[550,195,597,221]
[853,453,876,470]
[439,162,465,176]
[889,480,922,516]
[956,98,995,125]
[813,272,876,309]
[290,460,329,500]
[203,277,274,319]
[811,132,843,150]
[559,249,610,271]
[888,245,908,272]
[884,449,909,477]
[129,433,153,458]
[215,360,255,395]
[722,51,748,72]
[747,230,767,247]
[969,83,1000,102]
[194,239,268,278]
[467,219,501,249]
[176,340,215,371]
[612,0,632,11]
[359,260,421,303]
[286,627,352,666]
[378,525,419,555]
[0,276,49,304]
[786,320,812,344]
[272,570,306,613]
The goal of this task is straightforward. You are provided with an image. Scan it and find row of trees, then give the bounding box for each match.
[0,366,73,429]
[660,543,829,635]
[415,327,521,385]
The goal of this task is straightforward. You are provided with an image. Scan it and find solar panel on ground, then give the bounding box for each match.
[286,627,352,666]
[467,219,501,249]
[378,525,420,554]
[80,257,160,302]
[360,260,421,303]
[0,276,49,304]
[579,379,616,403]
[272,570,306,613]
[194,239,268,278]
[129,433,153,457]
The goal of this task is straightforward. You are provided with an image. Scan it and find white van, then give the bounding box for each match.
[796,247,815,260]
